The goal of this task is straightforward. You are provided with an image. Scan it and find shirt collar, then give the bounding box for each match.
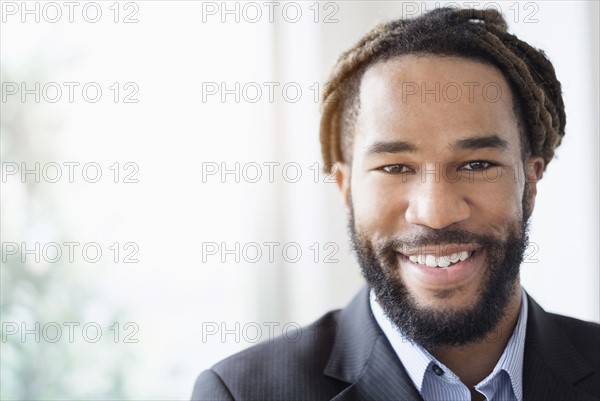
[369,287,528,401]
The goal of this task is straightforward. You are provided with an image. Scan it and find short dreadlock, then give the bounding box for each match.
[320,7,565,173]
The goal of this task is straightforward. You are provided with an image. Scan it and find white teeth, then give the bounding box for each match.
[448,252,460,263]
[425,255,437,267]
[436,257,451,268]
[408,251,473,268]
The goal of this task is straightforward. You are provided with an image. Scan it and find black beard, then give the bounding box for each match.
[348,195,531,350]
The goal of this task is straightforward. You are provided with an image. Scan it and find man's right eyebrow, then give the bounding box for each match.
[364,140,418,156]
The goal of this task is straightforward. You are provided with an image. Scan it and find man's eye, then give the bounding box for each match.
[381,164,413,174]
[461,161,495,171]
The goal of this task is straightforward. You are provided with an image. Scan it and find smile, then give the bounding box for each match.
[396,247,483,287]
[408,250,475,268]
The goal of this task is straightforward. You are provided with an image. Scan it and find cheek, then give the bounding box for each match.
[350,176,409,234]
[467,177,525,221]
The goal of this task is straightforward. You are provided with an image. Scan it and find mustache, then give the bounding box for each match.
[375,228,498,255]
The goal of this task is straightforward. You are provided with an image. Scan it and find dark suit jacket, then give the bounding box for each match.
[191,286,600,400]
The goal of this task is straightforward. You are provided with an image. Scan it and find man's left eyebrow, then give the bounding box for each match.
[452,134,509,151]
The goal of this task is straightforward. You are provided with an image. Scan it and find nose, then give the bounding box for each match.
[405,173,471,229]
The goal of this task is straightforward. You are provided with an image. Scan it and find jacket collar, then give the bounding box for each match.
[324,286,424,401]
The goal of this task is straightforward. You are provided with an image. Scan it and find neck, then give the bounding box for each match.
[429,285,523,388]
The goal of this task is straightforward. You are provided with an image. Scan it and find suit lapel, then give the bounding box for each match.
[523,293,597,401]
[323,288,598,401]
[324,286,424,401]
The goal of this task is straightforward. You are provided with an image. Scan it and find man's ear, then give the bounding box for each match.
[335,162,351,208]
[524,155,544,208]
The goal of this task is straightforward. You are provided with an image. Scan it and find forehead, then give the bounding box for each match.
[355,55,519,151]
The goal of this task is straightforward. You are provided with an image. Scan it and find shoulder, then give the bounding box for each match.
[211,308,340,378]
[526,294,599,367]
[547,312,600,368]
[525,306,600,398]
[191,308,348,401]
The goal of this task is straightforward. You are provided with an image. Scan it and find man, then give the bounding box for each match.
[192,8,599,401]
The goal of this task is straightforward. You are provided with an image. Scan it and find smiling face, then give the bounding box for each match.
[337,55,544,348]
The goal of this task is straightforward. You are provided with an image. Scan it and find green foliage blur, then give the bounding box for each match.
[1,62,135,400]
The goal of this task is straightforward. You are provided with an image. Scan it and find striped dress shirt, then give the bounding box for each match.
[370,287,528,401]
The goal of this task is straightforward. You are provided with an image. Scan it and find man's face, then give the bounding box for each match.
[336,55,544,348]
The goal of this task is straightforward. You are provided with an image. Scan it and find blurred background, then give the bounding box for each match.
[1,1,598,399]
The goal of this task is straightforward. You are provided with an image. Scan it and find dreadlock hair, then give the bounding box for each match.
[319,7,565,173]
